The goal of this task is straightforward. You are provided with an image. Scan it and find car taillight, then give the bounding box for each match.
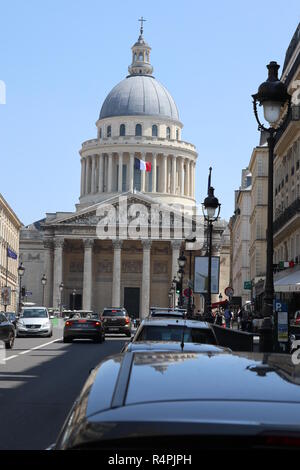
[65,321,72,327]
[95,321,101,327]
[125,317,130,324]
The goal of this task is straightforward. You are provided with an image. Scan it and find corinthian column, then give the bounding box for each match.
[112,240,123,307]
[52,238,64,308]
[171,155,177,194]
[129,153,134,192]
[91,156,96,193]
[141,240,152,319]
[141,153,146,192]
[43,239,53,307]
[82,239,94,310]
[85,157,90,194]
[179,157,184,195]
[118,153,123,192]
[152,153,157,193]
[98,154,104,193]
[162,154,167,193]
[107,153,113,192]
[80,158,85,196]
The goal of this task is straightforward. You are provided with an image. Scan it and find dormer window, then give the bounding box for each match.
[135,124,142,136]
[166,127,171,139]
[107,125,111,137]
[120,124,125,136]
[152,125,158,137]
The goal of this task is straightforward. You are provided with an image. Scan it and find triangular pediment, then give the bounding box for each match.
[45,191,195,228]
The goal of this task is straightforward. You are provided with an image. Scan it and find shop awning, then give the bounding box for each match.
[211,300,228,309]
[274,270,300,292]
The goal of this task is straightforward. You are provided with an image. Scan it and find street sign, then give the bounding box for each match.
[244,281,252,290]
[25,291,32,296]
[277,311,288,343]
[183,287,193,298]
[225,286,234,297]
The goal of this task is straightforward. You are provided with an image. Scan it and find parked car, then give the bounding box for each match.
[16,307,53,337]
[101,308,132,337]
[292,311,300,325]
[51,350,300,450]
[63,315,105,343]
[0,312,15,349]
[132,318,218,345]
[1,311,18,328]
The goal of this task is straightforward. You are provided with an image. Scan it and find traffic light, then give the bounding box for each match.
[176,281,181,294]
[21,287,26,297]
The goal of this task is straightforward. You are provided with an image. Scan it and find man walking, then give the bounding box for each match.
[224,306,232,329]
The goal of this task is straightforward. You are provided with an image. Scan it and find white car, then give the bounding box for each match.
[17,307,53,337]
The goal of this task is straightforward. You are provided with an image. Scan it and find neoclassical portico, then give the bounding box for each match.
[43,231,184,318]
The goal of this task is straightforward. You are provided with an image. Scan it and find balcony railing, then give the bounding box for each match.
[273,197,300,233]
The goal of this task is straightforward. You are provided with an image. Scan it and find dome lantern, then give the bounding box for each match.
[128,17,153,76]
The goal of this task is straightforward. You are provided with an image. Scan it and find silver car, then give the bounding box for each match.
[17,307,53,337]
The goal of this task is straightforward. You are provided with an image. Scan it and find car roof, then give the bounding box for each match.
[125,341,229,353]
[138,318,210,328]
[56,350,300,448]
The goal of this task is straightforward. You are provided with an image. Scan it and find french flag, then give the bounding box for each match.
[134,158,151,172]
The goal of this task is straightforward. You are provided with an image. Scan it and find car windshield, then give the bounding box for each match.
[21,309,48,318]
[102,310,125,317]
[136,325,216,344]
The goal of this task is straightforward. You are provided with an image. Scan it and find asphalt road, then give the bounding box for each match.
[0,323,128,450]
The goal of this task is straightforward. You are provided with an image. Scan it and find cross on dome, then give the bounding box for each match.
[128,18,153,76]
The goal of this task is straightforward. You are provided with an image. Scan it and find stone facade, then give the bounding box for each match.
[0,194,22,311]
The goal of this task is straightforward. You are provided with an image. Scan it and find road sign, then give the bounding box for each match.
[25,291,32,296]
[225,286,234,297]
[244,281,252,290]
[183,287,193,297]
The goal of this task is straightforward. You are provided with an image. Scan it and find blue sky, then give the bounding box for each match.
[0,0,299,225]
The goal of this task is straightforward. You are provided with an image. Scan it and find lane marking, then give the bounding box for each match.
[4,338,63,361]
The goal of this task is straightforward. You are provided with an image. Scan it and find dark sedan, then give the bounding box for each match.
[0,312,15,349]
[52,350,300,450]
[63,315,105,343]
[101,308,132,337]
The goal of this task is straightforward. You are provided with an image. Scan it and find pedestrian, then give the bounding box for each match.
[241,308,249,331]
[224,306,232,329]
[215,308,223,326]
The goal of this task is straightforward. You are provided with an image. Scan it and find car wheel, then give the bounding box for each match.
[47,332,53,338]
[5,333,15,349]
[63,337,72,343]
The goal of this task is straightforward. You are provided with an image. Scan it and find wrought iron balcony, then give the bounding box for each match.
[273,197,300,233]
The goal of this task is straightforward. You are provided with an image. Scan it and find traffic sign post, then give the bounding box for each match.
[225,286,234,298]
[273,300,289,353]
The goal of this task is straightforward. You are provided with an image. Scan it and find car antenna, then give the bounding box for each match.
[180,320,186,351]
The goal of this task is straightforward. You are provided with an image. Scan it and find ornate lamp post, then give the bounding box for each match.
[252,61,291,352]
[202,168,221,321]
[41,274,47,307]
[185,237,196,318]
[177,252,186,308]
[72,288,76,311]
[59,282,64,317]
[18,262,25,314]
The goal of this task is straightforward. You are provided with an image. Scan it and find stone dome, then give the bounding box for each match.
[99,75,179,121]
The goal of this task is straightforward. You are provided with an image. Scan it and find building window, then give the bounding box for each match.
[99,128,102,139]
[138,52,143,61]
[135,124,142,136]
[297,160,300,170]
[176,128,179,140]
[107,125,111,138]
[152,125,158,137]
[120,124,125,136]
[166,127,171,139]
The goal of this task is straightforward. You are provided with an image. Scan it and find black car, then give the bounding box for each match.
[63,314,105,343]
[101,308,132,337]
[132,317,218,344]
[52,350,300,450]
[0,312,15,349]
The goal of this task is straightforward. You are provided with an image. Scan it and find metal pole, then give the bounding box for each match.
[187,251,192,317]
[207,221,213,320]
[42,285,45,307]
[19,276,22,314]
[260,131,275,352]
[4,246,8,312]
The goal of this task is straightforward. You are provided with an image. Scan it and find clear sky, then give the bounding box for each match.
[0,0,299,225]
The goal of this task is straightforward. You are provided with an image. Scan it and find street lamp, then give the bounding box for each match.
[252,61,291,352]
[18,262,25,314]
[72,288,76,311]
[41,274,47,306]
[59,282,64,317]
[202,168,221,322]
[185,237,196,318]
[177,253,186,308]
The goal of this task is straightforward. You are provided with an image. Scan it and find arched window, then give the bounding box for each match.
[152,125,158,137]
[134,53,137,61]
[135,124,142,136]
[138,52,143,61]
[176,128,179,140]
[166,127,171,139]
[107,125,111,138]
[120,124,125,136]
[99,128,102,139]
